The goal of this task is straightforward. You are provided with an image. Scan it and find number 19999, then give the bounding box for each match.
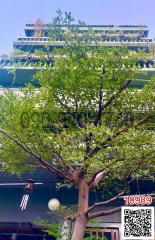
[124,195,152,205]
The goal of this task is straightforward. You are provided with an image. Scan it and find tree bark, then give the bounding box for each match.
[71,178,89,240]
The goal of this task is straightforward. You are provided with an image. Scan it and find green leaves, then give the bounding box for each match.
[34,220,61,238]
[0,12,155,185]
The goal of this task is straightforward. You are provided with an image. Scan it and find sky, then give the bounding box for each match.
[0,0,155,55]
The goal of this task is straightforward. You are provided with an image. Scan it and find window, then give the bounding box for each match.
[84,228,119,240]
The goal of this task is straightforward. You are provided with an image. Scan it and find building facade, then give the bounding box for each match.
[13,23,153,52]
[0,22,155,89]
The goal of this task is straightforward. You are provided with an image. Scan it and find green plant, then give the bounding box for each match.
[34,220,61,238]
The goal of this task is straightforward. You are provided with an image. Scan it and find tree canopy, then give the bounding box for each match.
[0,41,154,180]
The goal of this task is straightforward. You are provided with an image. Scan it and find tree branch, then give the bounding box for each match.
[88,170,107,189]
[87,148,154,216]
[0,128,69,180]
[88,183,155,220]
[88,206,121,220]
[88,116,150,158]
[30,131,72,175]
[94,79,132,126]
[52,150,74,177]
[94,71,104,126]
[55,94,85,127]
[87,182,130,214]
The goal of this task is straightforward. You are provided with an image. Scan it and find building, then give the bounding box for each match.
[13,22,154,52]
[0,22,155,89]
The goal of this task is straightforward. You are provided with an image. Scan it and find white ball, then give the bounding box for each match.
[48,198,60,211]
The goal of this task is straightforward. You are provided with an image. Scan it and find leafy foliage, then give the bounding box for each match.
[34,220,61,238]
[0,44,155,179]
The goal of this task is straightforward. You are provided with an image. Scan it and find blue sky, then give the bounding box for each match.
[0,0,155,55]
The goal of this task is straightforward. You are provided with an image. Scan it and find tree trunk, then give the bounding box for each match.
[71,178,89,240]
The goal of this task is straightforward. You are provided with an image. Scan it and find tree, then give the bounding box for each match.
[0,11,155,240]
[149,42,155,57]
